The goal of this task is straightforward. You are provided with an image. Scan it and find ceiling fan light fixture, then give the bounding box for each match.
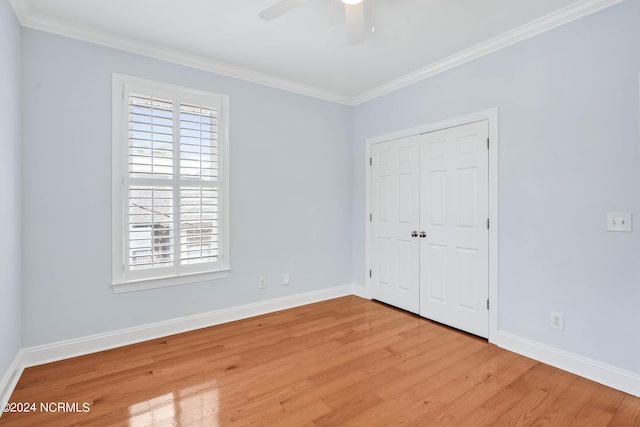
[342,0,363,5]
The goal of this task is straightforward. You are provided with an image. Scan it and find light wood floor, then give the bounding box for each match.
[2,296,639,426]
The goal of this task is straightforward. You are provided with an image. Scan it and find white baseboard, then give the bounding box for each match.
[21,285,353,368]
[494,330,640,397]
[351,284,370,299]
[4,288,639,410]
[0,350,24,410]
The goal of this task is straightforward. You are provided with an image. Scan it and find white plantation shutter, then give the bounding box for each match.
[128,95,174,179]
[112,75,230,291]
[129,186,174,269]
[179,104,220,266]
[127,94,175,272]
[180,187,218,265]
[179,104,219,180]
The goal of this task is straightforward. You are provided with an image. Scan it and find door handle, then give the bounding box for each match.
[419,231,427,238]
[411,231,418,237]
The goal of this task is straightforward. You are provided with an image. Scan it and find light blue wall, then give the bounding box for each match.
[21,29,353,347]
[352,0,640,373]
[0,0,22,379]
[15,0,640,380]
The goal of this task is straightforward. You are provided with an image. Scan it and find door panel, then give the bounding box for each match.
[428,170,446,225]
[456,247,478,310]
[370,136,420,314]
[457,168,477,227]
[425,244,446,303]
[419,121,489,338]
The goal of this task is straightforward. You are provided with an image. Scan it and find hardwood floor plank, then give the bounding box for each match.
[607,395,640,427]
[279,370,367,413]
[339,345,503,426]
[491,365,574,426]
[313,392,384,426]
[421,348,538,425]
[531,376,604,427]
[374,336,487,399]
[456,362,546,426]
[1,296,638,427]
[322,366,406,410]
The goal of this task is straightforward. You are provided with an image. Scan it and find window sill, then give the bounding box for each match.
[112,269,230,294]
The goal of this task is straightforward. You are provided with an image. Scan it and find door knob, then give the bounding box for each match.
[411,231,418,237]
[419,231,427,238]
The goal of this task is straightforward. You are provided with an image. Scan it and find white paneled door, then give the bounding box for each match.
[419,121,489,338]
[370,136,420,314]
[369,121,489,337]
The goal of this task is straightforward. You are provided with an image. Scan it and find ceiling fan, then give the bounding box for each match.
[259,0,367,46]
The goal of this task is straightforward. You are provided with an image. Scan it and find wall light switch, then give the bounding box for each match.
[606,212,632,232]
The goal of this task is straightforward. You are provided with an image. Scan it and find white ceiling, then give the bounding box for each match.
[10,0,622,104]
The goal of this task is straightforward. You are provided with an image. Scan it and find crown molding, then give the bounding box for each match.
[8,1,352,106]
[351,0,626,105]
[8,0,25,23]
[10,0,626,107]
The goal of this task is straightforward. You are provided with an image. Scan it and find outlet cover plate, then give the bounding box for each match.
[550,312,564,331]
[606,212,632,232]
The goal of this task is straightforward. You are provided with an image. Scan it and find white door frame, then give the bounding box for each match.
[365,108,499,343]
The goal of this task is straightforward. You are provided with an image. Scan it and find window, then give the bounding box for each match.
[112,74,230,293]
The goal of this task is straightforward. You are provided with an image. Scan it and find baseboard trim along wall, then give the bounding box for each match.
[0,351,25,411]
[20,285,357,368]
[494,331,640,397]
[2,285,357,407]
[3,286,639,408]
[351,284,369,299]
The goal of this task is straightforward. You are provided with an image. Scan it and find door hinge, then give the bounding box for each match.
[369,213,372,222]
[369,269,372,278]
[487,218,490,229]
[369,157,372,166]
[486,299,490,310]
[487,137,490,149]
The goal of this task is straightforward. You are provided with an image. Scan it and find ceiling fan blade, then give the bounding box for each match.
[259,0,309,21]
[345,2,365,46]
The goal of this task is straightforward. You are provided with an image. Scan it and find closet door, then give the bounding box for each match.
[419,121,489,337]
[370,136,420,314]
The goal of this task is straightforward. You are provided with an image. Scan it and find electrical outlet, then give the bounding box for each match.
[550,312,564,331]
[259,276,266,289]
[283,273,290,286]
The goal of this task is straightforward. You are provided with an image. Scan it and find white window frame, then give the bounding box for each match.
[111,74,230,293]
